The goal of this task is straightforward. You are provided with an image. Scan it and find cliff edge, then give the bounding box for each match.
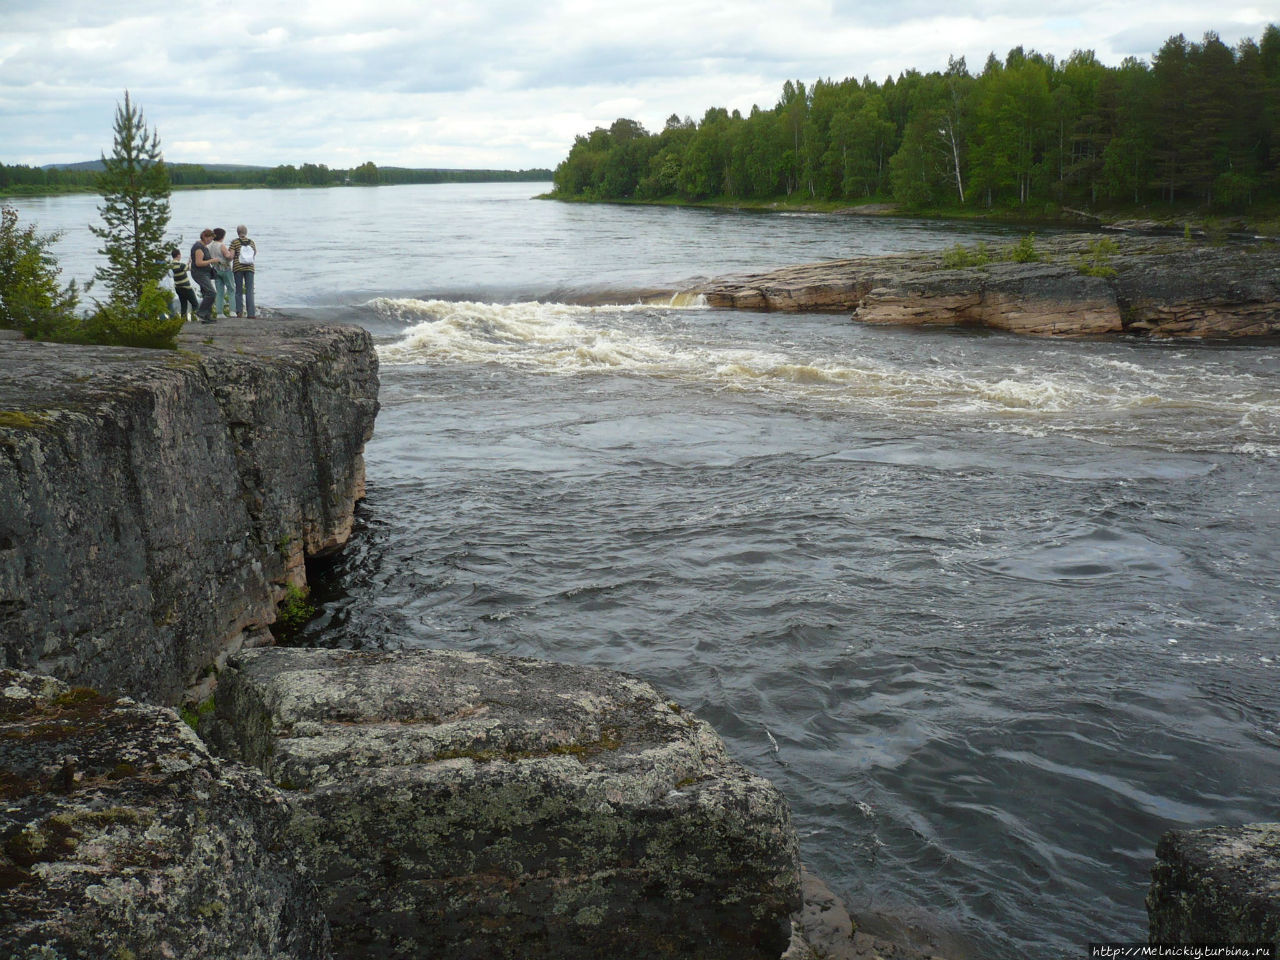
[0,320,380,705]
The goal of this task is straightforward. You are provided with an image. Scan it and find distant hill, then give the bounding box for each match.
[41,160,269,172]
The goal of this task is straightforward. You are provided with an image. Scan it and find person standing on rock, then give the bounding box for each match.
[209,227,234,318]
[168,248,199,321]
[229,224,257,319]
[190,229,218,323]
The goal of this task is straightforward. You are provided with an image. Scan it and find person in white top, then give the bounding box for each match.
[209,227,233,318]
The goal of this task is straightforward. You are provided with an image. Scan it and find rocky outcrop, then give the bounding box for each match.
[693,235,1280,339]
[1147,823,1280,945]
[0,668,332,959]
[853,261,1121,336]
[1113,246,1280,338]
[0,321,379,705]
[211,646,802,960]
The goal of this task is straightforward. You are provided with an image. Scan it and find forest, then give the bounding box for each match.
[551,27,1280,217]
[0,160,552,195]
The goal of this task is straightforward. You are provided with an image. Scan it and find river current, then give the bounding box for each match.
[17,183,1280,958]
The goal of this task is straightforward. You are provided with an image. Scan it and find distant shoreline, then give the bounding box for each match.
[1,177,553,200]
[537,192,1280,239]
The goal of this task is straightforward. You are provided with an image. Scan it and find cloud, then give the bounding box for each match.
[0,0,1274,169]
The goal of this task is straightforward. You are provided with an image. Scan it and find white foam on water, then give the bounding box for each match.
[374,298,679,371]
[372,298,1280,449]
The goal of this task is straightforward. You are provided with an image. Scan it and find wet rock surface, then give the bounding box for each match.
[1147,823,1280,945]
[212,646,802,960]
[0,320,379,704]
[693,235,1280,339]
[784,869,954,960]
[0,668,332,959]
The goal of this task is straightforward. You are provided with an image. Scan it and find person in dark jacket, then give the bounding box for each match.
[190,228,217,323]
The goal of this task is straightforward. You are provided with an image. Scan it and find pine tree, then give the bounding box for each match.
[90,91,172,307]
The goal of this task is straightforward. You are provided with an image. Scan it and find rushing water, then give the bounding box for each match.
[17,183,1280,958]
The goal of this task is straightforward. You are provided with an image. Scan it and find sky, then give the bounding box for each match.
[0,0,1273,172]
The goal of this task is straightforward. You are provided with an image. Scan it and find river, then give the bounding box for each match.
[15,182,1280,958]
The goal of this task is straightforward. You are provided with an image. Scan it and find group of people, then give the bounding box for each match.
[168,224,258,323]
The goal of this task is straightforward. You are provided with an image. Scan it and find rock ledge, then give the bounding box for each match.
[692,235,1280,339]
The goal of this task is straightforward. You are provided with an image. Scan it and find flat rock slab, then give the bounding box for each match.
[0,669,331,959]
[692,235,1280,339]
[213,646,802,960]
[1147,823,1280,945]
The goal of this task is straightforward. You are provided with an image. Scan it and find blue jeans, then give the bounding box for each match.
[234,270,256,317]
[213,268,233,315]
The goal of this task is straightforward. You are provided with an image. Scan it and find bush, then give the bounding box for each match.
[81,282,184,349]
[274,583,316,632]
[1073,237,1119,278]
[0,204,79,339]
[1010,233,1041,263]
[940,241,991,269]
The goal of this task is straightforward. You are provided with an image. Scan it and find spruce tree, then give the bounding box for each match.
[90,91,172,307]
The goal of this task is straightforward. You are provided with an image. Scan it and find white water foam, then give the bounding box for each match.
[371,298,1280,452]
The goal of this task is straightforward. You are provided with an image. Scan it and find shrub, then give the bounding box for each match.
[0,204,79,339]
[1073,237,1119,278]
[275,584,316,632]
[81,282,184,349]
[1010,233,1041,263]
[941,241,991,269]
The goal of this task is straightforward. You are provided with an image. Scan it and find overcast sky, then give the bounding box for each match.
[1,1,1273,171]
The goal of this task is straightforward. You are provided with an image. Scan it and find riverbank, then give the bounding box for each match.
[539,192,1280,240]
[688,233,1280,339]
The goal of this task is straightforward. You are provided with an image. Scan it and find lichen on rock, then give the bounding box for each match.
[1147,823,1280,946]
[0,669,332,959]
[212,646,802,960]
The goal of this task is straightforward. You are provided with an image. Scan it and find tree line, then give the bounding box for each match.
[552,26,1280,215]
[0,160,552,195]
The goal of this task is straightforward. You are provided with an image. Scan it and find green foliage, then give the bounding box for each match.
[275,584,316,631]
[939,234,1041,268]
[1,160,552,197]
[551,22,1280,217]
[179,696,215,731]
[0,410,53,429]
[351,160,380,185]
[1073,236,1119,277]
[941,241,992,269]
[1010,233,1042,262]
[80,282,184,349]
[90,92,172,310]
[0,204,79,338]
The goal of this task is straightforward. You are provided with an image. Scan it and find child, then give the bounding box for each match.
[169,248,199,321]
